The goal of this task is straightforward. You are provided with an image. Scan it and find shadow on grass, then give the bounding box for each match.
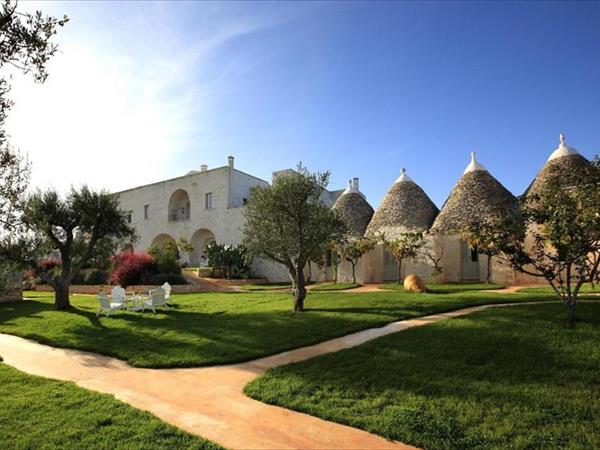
[0,291,561,369]
[246,303,600,449]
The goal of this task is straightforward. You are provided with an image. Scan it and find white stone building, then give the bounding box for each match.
[116,156,344,281]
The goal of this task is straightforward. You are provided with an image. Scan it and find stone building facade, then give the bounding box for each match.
[116,156,343,281]
[117,134,588,285]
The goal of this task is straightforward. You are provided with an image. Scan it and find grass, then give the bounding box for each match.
[379,282,504,293]
[246,302,600,450]
[310,282,360,291]
[241,282,293,291]
[0,289,553,368]
[0,363,219,450]
[518,283,600,295]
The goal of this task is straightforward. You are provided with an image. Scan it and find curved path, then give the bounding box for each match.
[0,302,531,450]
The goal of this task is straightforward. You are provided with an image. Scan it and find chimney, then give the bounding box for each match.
[200,164,208,173]
[228,156,234,169]
[353,177,359,190]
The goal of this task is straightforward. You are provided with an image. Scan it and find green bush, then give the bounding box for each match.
[148,241,181,275]
[204,242,252,279]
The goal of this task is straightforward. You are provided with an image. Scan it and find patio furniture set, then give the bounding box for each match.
[96,282,172,317]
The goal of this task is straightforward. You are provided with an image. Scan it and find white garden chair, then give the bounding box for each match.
[143,287,168,313]
[161,282,172,304]
[111,285,128,309]
[96,292,124,317]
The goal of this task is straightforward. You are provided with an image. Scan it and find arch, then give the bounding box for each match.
[151,233,177,248]
[168,189,190,221]
[189,228,216,267]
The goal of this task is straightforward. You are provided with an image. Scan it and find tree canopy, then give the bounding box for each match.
[243,165,346,311]
[494,158,600,326]
[23,186,135,308]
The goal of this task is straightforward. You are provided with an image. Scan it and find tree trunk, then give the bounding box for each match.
[293,265,306,312]
[55,280,71,309]
[566,299,576,328]
[397,258,403,284]
[486,255,492,283]
[351,262,357,284]
[333,263,338,284]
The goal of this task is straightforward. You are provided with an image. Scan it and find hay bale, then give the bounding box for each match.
[404,274,426,293]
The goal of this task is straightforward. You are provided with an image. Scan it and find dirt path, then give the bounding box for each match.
[0,302,536,450]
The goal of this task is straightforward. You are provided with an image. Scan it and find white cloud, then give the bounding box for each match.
[4,2,288,193]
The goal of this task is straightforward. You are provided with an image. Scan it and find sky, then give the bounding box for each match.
[5,1,600,208]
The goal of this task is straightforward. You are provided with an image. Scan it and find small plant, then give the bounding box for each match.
[339,237,376,284]
[383,231,426,284]
[148,241,181,275]
[420,233,445,284]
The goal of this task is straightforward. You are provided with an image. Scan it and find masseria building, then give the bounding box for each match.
[116,134,590,284]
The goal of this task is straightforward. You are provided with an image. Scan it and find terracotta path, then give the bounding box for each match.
[0,302,536,450]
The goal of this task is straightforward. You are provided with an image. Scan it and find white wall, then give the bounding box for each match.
[116,165,267,259]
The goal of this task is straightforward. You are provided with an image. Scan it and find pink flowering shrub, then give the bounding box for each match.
[110,252,155,287]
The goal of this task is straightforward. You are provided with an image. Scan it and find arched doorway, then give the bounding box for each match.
[168,189,190,221]
[189,228,216,267]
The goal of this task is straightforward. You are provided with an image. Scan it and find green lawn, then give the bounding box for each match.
[246,302,600,450]
[310,282,360,291]
[241,282,293,291]
[0,363,219,450]
[518,283,600,295]
[0,289,552,368]
[379,282,504,293]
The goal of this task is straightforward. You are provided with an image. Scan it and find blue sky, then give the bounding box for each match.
[6,1,600,208]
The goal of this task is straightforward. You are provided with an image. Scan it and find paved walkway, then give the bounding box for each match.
[0,302,533,450]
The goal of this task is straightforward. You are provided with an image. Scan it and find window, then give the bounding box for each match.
[144,204,150,220]
[126,212,132,223]
[205,192,213,209]
[470,245,479,262]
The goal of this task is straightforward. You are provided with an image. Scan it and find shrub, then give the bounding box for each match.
[110,252,155,287]
[34,258,61,284]
[148,241,181,275]
[204,242,252,279]
[85,269,109,285]
[141,273,188,285]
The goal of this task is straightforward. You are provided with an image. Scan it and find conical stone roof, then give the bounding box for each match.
[431,152,516,233]
[332,179,374,238]
[523,134,589,198]
[365,169,439,239]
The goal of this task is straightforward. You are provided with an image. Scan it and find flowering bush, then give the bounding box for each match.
[110,252,155,287]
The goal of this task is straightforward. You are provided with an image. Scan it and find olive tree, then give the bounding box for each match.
[23,186,135,309]
[384,231,426,284]
[419,232,445,284]
[494,159,600,327]
[339,237,376,284]
[461,218,501,283]
[243,166,346,311]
